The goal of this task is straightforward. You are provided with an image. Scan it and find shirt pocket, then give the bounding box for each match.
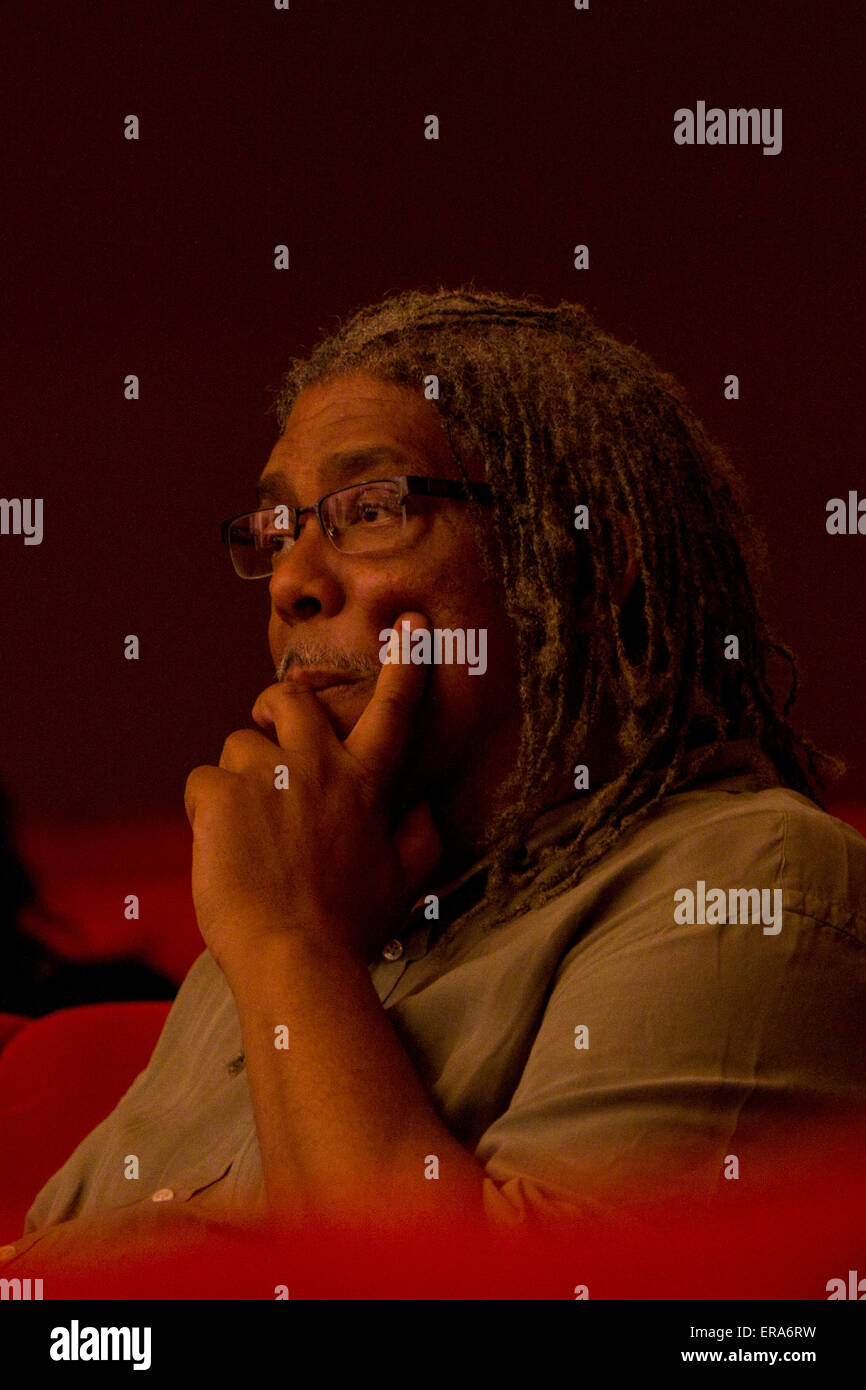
[0,1160,238,1275]
[147,1159,234,1204]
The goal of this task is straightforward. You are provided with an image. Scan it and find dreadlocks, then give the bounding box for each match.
[269,285,842,929]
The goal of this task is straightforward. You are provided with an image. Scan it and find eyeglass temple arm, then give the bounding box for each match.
[403,476,494,502]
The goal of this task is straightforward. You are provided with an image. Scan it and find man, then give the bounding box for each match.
[3,287,865,1274]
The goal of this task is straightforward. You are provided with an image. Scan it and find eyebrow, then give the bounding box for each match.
[256,445,416,508]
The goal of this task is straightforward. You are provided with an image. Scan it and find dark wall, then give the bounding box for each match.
[2,0,863,822]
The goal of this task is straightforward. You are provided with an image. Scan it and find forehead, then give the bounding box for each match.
[259,373,458,502]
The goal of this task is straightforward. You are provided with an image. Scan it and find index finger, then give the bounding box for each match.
[342,612,430,797]
[251,679,341,773]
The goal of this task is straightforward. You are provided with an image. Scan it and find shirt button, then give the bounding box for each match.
[0,1244,16,1262]
[381,938,404,961]
[151,1188,175,1202]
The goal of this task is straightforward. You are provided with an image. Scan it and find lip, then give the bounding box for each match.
[281,668,369,693]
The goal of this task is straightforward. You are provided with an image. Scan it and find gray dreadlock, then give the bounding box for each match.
[269,285,842,928]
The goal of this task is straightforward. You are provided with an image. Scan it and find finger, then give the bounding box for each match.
[218,728,280,773]
[184,764,233,828]
[342,612,430,797]
[251,680,338,771]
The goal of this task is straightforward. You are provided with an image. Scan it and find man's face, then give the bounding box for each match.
[258,371,523,821]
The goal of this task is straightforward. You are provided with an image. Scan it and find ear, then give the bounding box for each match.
[574,508,640,631]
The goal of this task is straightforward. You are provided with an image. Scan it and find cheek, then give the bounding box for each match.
[356,562,515,696]
[351,567,457,635]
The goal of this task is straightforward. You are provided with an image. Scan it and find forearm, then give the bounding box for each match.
[227,932,488,1227]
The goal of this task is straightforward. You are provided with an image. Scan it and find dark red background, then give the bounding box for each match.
[2,0,863,830]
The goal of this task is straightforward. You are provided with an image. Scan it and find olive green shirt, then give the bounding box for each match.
[3,740,865,1266]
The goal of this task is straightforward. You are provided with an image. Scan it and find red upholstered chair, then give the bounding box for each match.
[0,1013,29,1054]
[0,1001,170,1243]
[15,812,202,987]
[0,813,194,1240]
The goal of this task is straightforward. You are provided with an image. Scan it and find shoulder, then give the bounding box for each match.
[536,784,866,1037]
[516,787,866,1126]
[592,784,866,946]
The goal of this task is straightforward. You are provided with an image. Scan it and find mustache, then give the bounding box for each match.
[275,643,381,683]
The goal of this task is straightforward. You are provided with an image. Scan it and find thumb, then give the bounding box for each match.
[392,801,444,899]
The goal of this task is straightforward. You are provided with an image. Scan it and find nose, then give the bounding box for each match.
[268,509,345,620]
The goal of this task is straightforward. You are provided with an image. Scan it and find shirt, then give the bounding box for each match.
[3,738,865,1267]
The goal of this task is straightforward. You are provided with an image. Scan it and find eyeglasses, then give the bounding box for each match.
[220,475,495,579]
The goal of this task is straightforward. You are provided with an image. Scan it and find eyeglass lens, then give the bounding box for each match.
[229,480,411,576]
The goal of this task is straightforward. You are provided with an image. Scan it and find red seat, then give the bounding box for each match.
[0,1013,29,1054]
[15,812,202,986]
[0,1001,170,1242]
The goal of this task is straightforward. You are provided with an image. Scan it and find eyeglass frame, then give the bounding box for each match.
[220,475,495,578]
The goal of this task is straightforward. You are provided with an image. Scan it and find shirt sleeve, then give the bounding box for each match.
[23,949,220,1235]
[472,806,866,1229]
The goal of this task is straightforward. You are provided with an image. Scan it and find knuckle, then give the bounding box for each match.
[221,729,258,760]
[184,765,208,799]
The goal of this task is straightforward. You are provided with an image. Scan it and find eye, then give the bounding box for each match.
[348,485,402,525]
[263,535,290,566]
[256,509,292,556]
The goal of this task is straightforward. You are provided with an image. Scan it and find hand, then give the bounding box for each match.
[183,613,445,977]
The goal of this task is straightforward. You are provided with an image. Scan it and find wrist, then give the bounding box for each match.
[220,921,367,1002]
